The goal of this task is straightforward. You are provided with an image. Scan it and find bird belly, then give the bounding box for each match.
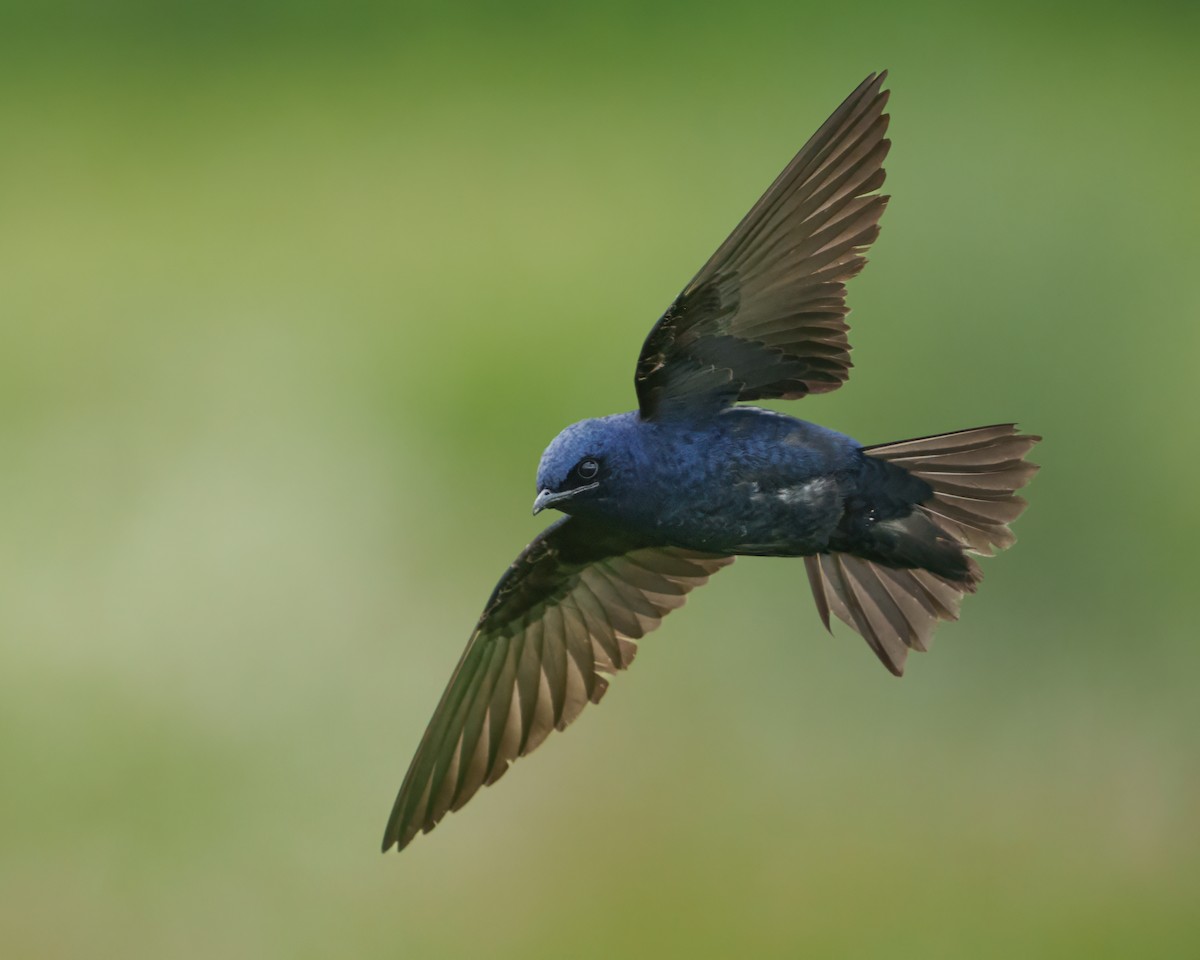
[649,474,844,557]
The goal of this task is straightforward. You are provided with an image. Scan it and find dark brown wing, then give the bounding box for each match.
[636,72,891,419]
[382,517,732,852]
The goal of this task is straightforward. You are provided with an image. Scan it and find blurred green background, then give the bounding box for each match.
[3,1,1198,957]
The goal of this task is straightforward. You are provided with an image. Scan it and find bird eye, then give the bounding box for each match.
[576,458,599,480]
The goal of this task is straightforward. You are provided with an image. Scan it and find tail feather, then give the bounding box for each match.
[807,424,1040,675]
[869,423,1040,557]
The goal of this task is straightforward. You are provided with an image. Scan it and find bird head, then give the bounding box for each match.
[533,414,638,517]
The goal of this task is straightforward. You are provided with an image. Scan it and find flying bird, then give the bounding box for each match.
[382,72,1040,853]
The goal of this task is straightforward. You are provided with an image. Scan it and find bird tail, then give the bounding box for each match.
[805,424,1041,675]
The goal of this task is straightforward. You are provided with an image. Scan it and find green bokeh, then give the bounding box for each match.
[3,3,1197,957]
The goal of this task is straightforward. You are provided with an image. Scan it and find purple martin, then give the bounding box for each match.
[382,72,1040,852]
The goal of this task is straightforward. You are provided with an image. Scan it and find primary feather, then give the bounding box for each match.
[635,71,890,418]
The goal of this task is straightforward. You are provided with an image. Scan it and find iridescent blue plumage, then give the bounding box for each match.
[536,408,862,555]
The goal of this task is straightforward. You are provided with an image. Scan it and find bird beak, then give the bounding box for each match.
[532,482,599,516]
[532,488,567,515]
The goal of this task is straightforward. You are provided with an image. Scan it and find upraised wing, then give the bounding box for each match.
[636,72,891,419]
[382,517,732,852]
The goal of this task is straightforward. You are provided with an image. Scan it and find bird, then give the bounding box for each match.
[382,71,1040,853]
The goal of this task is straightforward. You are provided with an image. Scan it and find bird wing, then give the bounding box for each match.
[635,72,890,420]
[382,516,733,852]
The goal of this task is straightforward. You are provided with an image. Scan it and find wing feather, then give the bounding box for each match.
[382,517,732,852]
[636,72,891,418]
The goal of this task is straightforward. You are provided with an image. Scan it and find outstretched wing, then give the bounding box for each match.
[382,517,732,852]
[636,72,891,419]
